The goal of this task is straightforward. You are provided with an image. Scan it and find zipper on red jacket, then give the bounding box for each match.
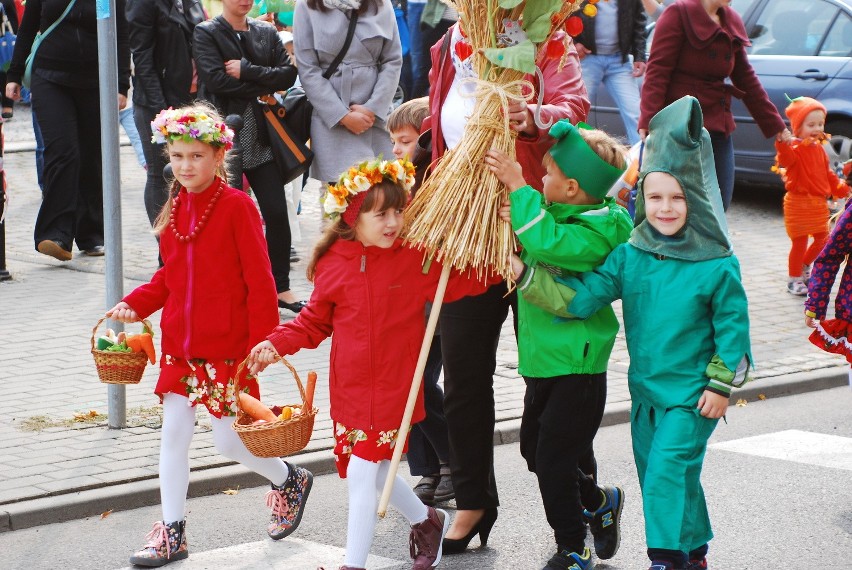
[361,249,375,429]
[183,193,196,359]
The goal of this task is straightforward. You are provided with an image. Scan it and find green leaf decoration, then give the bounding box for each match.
[498,0,524,7]
[523,0,563,43]
[483,40,536,73]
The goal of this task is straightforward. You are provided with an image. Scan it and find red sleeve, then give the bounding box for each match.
[638,6,684,131]
[267,263,334,356]
[420,256,498,304]
[774,139,798,168]
[729,44,785,138]
[124,265,169,319]
[231,193,280,349]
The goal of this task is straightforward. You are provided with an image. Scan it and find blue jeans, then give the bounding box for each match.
[581,54,641,145]
[32,110,45,194]
[406,2,426,97]
[120,106,146,168]
[709,131,734,211]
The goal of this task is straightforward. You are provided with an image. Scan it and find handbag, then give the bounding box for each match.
[253,10,359,183]
[23,0,77,88]
[0,5,15,72]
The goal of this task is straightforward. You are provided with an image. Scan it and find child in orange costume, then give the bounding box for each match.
[775,96,850,296]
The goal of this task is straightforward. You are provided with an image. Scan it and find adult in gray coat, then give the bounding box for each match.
[293,0,402,184]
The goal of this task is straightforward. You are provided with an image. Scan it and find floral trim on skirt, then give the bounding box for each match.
[155,354,260,418]
[809,318,852,363]
[332,422,410,478]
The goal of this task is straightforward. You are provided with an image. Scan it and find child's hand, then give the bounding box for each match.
[509,253,525,282]
[697,390,729,419]
[484,149,526,192]
[248,340,280,375]
[498,200,512,223]
[776,128,793,143]
[107,302,139,323]
[805,315,817,328]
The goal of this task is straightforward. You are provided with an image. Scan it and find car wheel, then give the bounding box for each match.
[826,118,852,177]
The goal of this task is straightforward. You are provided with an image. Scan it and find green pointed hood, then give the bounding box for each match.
[629,96,732,261]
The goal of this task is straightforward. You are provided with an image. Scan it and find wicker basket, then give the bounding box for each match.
[232,358,317,458]
[91,317,153,385]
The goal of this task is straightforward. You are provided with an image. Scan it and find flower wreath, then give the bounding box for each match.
[151,108,234,150]
[324,157,417,225]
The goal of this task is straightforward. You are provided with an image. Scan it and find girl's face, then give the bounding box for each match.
[354,205,404,248]
[169,139,223,193]
[643,172,688,236]
[797,110,826,140]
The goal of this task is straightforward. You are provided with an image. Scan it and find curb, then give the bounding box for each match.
[1,366,848,532]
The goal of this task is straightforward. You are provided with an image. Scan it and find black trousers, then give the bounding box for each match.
[134,104,171,229]
[520,373,607,551]
[407,337,450,476]
[31,74,104,251]
[440,282,517,509]
[244,161,291,293]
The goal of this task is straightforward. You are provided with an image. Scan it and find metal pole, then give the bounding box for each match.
[0,123,10,282]
[97,0,126,428]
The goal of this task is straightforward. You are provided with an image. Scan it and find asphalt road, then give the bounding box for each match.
[2,386,851,569]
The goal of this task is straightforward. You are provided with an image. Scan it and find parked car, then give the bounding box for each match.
[587,0,852,190]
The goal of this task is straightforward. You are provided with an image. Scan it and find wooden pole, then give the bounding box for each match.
[377,264,451,517]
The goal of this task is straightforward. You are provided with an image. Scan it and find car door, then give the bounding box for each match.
[732,0,850,186]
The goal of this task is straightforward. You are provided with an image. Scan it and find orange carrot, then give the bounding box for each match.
[138,333,156,364]
[125,334,143,354]
[304,371,317,412]
[238,393,277,422]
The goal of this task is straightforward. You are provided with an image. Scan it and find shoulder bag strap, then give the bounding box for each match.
[41,0,77,40]
[322,10,359,80]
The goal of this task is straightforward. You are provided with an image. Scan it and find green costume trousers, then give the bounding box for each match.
[631,403,718,552]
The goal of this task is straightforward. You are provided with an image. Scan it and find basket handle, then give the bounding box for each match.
[233,356,308,415]
[91,316,154,351]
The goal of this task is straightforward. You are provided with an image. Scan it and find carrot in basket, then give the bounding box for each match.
[126,333,157,364]
[238,393,278,422]
[304,371,317,412]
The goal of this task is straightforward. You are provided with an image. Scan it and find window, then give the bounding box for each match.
[748,0,838,56]
[818,12,852,57]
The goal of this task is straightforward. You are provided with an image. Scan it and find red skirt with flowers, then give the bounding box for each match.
[809,319,852,363]
[155,354,260,418]
[333,422,410,478]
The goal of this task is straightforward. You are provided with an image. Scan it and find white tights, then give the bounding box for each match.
[344,455,428,568]
[159,392,290,523]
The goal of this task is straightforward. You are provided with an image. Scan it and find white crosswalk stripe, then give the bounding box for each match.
[710,429,852,472]
[115,537,405,570]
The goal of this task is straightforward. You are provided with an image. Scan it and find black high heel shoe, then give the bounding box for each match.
[441,507,498,554]
[278,299,307,313]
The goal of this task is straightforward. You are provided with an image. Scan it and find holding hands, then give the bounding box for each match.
[341,106,374,135]
[247,340,281,375]
[106,302,140,323]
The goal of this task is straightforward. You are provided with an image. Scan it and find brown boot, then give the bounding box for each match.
[409,507,449,569]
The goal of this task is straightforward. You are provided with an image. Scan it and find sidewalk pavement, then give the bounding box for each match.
[1,102,848,532]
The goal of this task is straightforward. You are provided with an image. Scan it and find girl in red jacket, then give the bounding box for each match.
[248,158,487,570]
[775,96,851,296]
[107,104,313,567]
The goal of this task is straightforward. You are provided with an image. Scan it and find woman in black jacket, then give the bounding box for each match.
[6,0,130,261]
[194,0,304,312]
[127,0,205,237]
[0,0,18,118]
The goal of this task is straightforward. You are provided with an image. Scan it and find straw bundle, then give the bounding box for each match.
[404,0,589,281]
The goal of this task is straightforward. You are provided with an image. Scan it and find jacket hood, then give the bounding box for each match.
[630,96,732,261]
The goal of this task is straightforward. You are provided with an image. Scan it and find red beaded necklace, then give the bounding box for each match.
[169,178,225,243]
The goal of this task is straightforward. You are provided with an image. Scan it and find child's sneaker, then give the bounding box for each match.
[687,558,708,569]
[543,546,594,570]
[410,506,449,570]
[583,485,624,560]
[129,519,188,567]
[787,278,808,296]
[266,462,313,540]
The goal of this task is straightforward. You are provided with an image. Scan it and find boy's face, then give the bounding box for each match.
[542,160,573,203]
[390,126,420,160]
[797,109,825,140]
[643,172,687,236]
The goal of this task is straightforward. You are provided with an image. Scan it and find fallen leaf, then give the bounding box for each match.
[222,488,239,495]
[735,399,748,407]
[89,410,99,417]
[757,393,767,401]
[101,509,113,519]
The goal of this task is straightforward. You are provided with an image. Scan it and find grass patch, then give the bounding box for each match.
[18,405,165,432]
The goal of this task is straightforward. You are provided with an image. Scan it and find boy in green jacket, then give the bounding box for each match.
[513,97,752,570]
[485,121,633,570]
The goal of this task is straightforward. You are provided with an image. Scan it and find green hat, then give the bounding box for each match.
[547,120,626,200]
[630,96,732,261]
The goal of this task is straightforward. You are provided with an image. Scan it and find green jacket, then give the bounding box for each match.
[511,186,633,377]
[521,243,752,409]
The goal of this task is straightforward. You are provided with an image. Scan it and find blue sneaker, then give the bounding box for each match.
[543,546,594,570]
[583,485,624,560]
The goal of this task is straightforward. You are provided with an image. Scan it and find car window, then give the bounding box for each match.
[818,12,852,57]
[731,0,758,20]
[748,0,838,56]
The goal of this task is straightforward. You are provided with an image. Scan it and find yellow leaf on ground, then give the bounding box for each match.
[736,399,748,407]
[101,509,113,519]
[758,393,767,401]
[222,488,239,495]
